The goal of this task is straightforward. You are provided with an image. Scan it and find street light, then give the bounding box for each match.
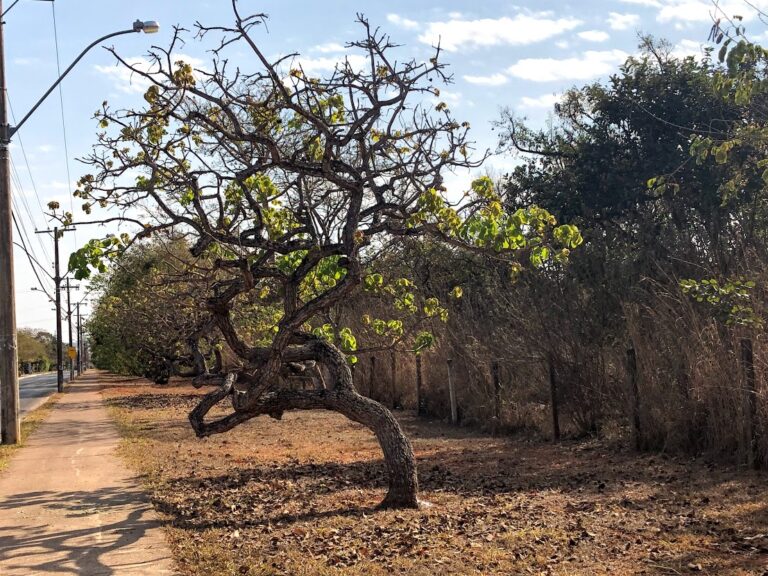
[0,8,159,444]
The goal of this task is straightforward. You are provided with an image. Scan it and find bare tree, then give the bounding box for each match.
[68,2,575,508]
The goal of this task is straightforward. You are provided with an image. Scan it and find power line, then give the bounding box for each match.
[50,1,76,247]
[6,97,53,264]
[11,212,53,301]
[9,155,51,265]
[9,189,47,283]
[6,98,48,218]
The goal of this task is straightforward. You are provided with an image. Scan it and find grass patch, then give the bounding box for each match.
[102,375,768,576]
[0,394,59,472]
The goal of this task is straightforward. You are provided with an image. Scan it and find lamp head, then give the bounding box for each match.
[133,20,160,34]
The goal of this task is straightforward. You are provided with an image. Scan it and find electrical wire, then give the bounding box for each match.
[9,188,49,286]
[7,97,53,264]
[50,1,76,246]
[8,155,56,299]
[9,155,51,265]
[11,176,48,284]
[12,211,54,301]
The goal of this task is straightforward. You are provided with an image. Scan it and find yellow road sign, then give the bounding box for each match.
[67,346,77,360]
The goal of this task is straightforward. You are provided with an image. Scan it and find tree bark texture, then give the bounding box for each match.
[189,340,419,508]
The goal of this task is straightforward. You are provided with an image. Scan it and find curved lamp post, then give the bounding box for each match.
[0,9,159,445]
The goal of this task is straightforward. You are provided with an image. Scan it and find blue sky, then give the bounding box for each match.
[8,0,762,332]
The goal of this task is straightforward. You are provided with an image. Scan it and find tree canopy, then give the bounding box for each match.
[66,4,579,508]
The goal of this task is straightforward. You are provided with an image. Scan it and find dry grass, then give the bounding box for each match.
[0,394,59,472]
[102,374,768,576]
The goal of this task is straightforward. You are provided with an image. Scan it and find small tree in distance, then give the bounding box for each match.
[65,2,581,508]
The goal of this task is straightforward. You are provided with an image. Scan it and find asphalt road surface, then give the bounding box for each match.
[19,371,69,416]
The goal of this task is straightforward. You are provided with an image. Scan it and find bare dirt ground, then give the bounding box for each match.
[101,374,768,576]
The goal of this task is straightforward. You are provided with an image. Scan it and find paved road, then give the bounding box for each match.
[19,371,70,416]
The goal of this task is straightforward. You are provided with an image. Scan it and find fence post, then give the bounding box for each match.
[549,355,561,441]
[368,355,376,399]
[492,361,501,433]
[741,338,759,469]
[627,346,641,451]
[390,349,397,409]
[416,354,426,416]
[447,358,458,425]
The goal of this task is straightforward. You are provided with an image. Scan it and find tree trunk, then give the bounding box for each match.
[189,343,420,509]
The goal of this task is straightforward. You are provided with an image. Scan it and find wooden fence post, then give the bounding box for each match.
[627,347,641,451]
[741,338,759,469]
[492,361,501,432]
[548,355,561,441]
[368,355,376,399]
[416,355,426,416]
[390,350,397,409]
[447,358,458,425]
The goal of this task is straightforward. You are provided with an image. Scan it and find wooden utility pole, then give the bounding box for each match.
[64,278,78,381]
[37,227,74,392]
[0,7,158,445]
[76,302,82,375]
[447,358,458,425]
[0,0,20,444]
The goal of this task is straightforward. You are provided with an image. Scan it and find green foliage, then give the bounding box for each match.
[68,235,129,280]
[17,328,55,371]
[412,331,435,354]
[680,277,761,327]
[85,238,215,376]
[312,324,358,364]
[69,14,583,390]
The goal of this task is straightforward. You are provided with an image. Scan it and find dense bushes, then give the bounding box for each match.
[339,40,768,468]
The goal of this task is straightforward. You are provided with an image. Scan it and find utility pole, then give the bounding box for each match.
[36,226,74,392]
[0,0,19,444]
[75,302,86,375]
[0,9,159,445]
[76,302,81,375]
[64,278,78,381]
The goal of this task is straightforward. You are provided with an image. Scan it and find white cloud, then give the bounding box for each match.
[620,0,661,7]
[313,42,345,53]
[36,144,55,153]
[418,14,582,52]
[556,40,570,49]
[671,39,705,59]
[290,54,369,76]
[94,54,206,94]
[608,12,640,30]
[578,30,610,42]
[387,13,419,30]
[439,90,462,108]
[507,49,629,82]
[463,73,508,86]
[655,1,768,23]
[13,57,40,66]
[519,93,562,109]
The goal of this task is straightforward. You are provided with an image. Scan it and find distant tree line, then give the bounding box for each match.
[17,328,56,374]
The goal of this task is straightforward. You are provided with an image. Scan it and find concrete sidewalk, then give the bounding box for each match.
[0,372,177,575]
